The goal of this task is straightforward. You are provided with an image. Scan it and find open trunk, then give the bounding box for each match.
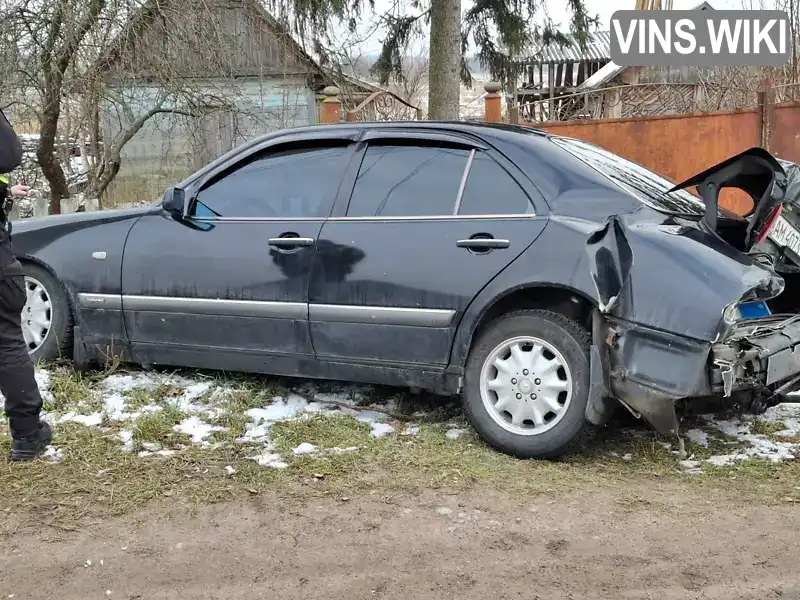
[668,147,789,254]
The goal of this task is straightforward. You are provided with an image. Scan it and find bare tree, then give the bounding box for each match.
[0,0,321,213]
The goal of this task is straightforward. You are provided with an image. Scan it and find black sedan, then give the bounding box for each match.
[12,121,800,459]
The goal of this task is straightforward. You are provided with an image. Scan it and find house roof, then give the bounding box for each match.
[88,0,382,96]
[524,1,715,66]
[573,1,715,90]
[522,30,611,65]
[89,0,320,77]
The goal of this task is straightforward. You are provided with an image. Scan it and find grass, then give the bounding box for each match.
[131,405,190,448]
[2,366,800,529]
[45,370,101,413]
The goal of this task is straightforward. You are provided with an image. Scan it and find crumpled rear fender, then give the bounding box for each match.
[584,214,785,435]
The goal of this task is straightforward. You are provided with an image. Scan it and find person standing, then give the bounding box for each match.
[0,110,51,461]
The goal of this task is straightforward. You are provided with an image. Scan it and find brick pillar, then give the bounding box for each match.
[484,82,502,123]
[320,86,341,124]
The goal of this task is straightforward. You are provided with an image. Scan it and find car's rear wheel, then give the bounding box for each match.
[20,262,73,363]
[462,309,592,459]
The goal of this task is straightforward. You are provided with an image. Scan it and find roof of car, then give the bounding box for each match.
[178,120,555,189]
[285,120,551,139]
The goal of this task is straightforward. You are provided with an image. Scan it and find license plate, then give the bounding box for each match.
[738,300,771,319]
[767,214,800,259]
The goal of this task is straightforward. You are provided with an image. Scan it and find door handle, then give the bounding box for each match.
[456,238,510,249]
[268,237,315,248]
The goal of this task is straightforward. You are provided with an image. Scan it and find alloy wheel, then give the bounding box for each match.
[479,335,573,436]
[21,276,52,354]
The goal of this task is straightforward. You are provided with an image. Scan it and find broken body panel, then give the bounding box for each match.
[576,146,800,436]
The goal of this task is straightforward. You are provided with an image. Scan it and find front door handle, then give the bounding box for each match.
[456,238,510,249]
[268,237,315,248]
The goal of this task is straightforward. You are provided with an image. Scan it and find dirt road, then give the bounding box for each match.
[3,483,799,600]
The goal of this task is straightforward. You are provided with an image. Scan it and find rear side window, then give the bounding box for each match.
[551,137,706,216]
[346,144,469,217]
[457,152,534,216]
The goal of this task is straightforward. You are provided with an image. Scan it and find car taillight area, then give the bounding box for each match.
[756,203,784,245]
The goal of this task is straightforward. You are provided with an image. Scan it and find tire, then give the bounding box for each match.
[462,309,592,459]
[20,262,73,363]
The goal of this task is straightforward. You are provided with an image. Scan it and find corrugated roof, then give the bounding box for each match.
[576,60,626,90]
[522,30,611,65]
[522,3,714,65]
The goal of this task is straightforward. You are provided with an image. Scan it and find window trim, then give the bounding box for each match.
[337,141,538,221]
[186,140,357,222]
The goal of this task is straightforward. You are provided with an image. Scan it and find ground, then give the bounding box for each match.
[2,364,800,599]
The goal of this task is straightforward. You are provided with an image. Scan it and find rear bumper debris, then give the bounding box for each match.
[712,315,800,394]
[590,312,800,436]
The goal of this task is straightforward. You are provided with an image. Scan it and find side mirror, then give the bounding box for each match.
[162,187,186,219]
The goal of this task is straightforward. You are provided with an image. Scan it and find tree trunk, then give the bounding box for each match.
[427,0,462,120]
[36,85,69,215]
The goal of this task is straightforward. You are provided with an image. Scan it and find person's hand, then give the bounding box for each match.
[9,184,29,197]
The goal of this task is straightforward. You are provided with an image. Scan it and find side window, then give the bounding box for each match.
[192,144,349,219]
[346,144,470,217]
[458,152,535,216]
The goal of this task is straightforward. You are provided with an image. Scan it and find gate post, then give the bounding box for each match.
[321,86,342,124]
[484,82,502,122]
[758,78,774,150]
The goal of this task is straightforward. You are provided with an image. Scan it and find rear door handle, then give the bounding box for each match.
[456,238,510,249]
[268,237,315,248]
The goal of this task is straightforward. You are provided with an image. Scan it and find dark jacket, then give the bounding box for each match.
[0,110,21,174]
[0,110,21,269]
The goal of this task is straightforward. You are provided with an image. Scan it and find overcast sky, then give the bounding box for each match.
[343,0,746,55]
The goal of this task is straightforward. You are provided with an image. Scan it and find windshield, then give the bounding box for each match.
[551,136,707,217]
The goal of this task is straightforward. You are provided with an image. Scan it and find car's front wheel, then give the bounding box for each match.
[462,309,592,459]
[20,262,73,363]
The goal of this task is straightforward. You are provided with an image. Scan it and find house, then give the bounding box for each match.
[516,1,724,122]
[91,0,403,193]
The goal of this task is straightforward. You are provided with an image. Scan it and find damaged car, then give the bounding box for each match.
[10,122,800,459]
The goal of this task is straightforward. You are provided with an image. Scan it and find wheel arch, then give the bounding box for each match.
[450,283,598,371]
[17,255,78,324]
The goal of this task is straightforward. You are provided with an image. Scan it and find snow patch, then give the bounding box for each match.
[445,428,466,440]
[685,429,709,448]
[248,451,289,469]
[370,422,395,438]
[43,445,64,463]
[116,430,134,452]
[138,449,177,458]
[173,417,225,444]
[57,412,103,427]
[763,403,800,437]
[703,406,800,466]
[292,442,317,455]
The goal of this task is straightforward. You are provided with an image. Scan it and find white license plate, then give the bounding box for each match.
[767,215,800,258]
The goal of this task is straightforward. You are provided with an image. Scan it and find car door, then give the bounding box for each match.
[308,129,548,367]
[120,133,356,369]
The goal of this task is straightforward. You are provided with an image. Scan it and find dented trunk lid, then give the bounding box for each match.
[668,147,788,251]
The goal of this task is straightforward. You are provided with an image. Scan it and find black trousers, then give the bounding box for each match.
[0,259,42,438]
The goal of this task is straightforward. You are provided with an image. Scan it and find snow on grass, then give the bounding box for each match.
[685,429,709,448]
[702,412,800,466]
[20,366,451,467]
[173,416,225,445]
[678,403,800,471]
[292,442,317,455]
[445,428,467,440]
